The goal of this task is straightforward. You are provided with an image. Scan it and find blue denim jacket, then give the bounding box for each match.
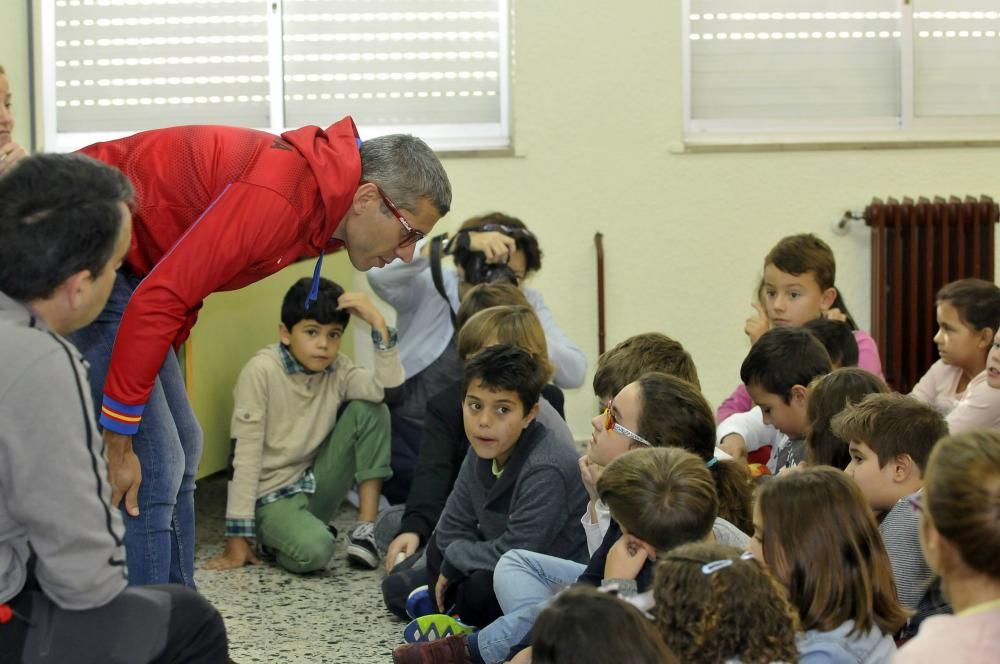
[797,620,896,663]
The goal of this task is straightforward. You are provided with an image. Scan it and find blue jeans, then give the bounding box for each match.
[475,550,586,664]
[68,271,203,587]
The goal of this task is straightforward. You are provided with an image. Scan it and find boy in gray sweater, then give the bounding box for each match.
[421,344,587,629]
[0,153,228,662]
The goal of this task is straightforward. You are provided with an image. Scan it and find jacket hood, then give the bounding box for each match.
[281,116,362,251]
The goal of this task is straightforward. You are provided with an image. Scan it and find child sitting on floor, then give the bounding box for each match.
[832,392,949,609]
[653,542,800,664]
[204,276,402,574]
[910,278,1000,433]
[750,467,908,661]
[718,232,883,423]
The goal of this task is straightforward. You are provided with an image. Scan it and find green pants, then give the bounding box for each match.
[255,401,392,574]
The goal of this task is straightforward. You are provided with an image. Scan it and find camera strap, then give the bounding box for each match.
[430,234,458,329]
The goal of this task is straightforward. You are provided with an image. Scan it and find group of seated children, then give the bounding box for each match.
[200,224,1000,663]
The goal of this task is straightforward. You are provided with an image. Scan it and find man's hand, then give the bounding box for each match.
[0,141,27,175]
[203,536,261,571]
[469,231,517,264]
[823,307,848,323]
[385,532,421,573]
[604,534,649,581]
[745,302,769,345]
[103,430,141,516]
[434,572,450,612]
[337,292,389,340]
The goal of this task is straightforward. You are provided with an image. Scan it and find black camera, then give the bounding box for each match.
[452,223,535,287]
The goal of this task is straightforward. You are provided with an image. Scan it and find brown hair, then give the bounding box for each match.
[765,233,857,328]
[455,282,529,330]
[593,333,700,400]
[532,585,678,664]
[653,543,800,664]
[806,368,890,469]
[831,392,947,472]
[924,430,1000,579]
[635,372,753,534]
[756,467,908,635]
[456,304,552,379]
[936,278,1000,334]
[597,447,717,552]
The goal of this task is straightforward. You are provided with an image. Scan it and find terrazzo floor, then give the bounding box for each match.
[194,474,403,664]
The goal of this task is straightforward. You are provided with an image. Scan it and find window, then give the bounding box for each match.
[683,0,1000,141]
[40,0,509,152]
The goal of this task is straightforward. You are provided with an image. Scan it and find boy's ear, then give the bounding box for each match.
[890,453,918,484]
[977,326,995,349]
[278,322,292,345]
[789,384,809,406]
[820,286,838,311]
[522,402,541,428]
[61,270,92,312]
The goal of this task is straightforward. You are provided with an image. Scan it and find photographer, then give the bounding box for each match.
[368,212,586,503]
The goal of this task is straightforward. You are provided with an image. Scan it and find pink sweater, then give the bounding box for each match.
[717,329,884,423]
[894,606,1000,663]
[910,360,1000,434]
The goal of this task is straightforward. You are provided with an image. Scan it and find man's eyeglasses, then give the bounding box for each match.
[603,398,651,446]
[365,181,423,248]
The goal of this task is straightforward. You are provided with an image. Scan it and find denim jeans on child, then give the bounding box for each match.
[474,549,586,663]
[68,271,203,587]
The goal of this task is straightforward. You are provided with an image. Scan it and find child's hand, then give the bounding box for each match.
[823,307,848,322]
[604,534,649,581]
[434,573,450,612]
[203,536,261,571]
[385,532,421,573]
[469,231,517,264]
[578,455,604,504]
[745,302,769,345]
[337,292,388,339]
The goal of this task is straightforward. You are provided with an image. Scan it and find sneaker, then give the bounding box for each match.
[403,614,475,644]
[392,635,471,664]
[346,521,379,569]
[405,585,436,620]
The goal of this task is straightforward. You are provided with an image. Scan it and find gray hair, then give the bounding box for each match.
[360,134,451,216]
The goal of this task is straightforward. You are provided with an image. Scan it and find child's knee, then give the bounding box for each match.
[277,535,335,574]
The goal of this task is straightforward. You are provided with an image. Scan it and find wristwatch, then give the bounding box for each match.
[371,326,398,351]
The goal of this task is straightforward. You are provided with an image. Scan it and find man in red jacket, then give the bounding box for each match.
[69,117,452,587]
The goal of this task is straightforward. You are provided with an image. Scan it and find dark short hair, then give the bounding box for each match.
[803,318,859,368]
[805,368,890,469]
[462,344,547,414]
[740,327,832,402]
[0,153,133,300]
[937,278,1000,333]
[454,212,543,276]
[593,333,700,400]
[765,233,858,329]
[280,277,350,330]
[831,392,947,472]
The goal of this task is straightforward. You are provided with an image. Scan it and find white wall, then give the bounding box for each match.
[5,1,1000,442]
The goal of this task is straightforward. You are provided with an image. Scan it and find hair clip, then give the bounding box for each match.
[701,550,754,574]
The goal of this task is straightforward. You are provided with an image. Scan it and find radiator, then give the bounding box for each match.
[864,196,999,393]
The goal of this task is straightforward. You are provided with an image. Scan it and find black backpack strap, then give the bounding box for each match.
[430,234,458,329]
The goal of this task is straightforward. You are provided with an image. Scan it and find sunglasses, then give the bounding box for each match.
[603,398,651,446]
[364,181,424,248]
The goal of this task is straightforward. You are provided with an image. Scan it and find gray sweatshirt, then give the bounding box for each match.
[436,401,588,579]
[0,291,127,608]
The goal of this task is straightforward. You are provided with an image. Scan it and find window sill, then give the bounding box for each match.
[675,131,1000,154]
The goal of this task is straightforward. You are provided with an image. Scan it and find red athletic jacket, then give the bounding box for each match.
[79,117,361,435]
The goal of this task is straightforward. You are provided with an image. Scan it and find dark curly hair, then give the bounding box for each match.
[653,543,800,664]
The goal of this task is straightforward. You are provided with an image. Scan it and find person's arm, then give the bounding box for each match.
[366,237,435,312]
[910,360,947,408]
[0,345,127,609]
[335,292,404,402]
[440,467,571,579]
[853,330,885,379]
[205,359,269,570]
[397,385,466,543]
[99,184,305,437]
[945,371,1000,435]
[431,451,480,561]
[716,383,754,423]
[716,407,781,461]
[524,288,587,389]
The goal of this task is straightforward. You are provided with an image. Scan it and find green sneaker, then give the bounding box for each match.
[402,613,476,644]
